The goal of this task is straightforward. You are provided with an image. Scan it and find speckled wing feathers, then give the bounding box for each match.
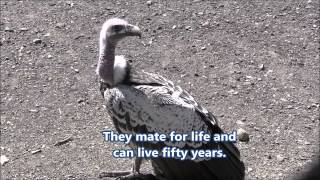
[102,71,220,148]
[101,70,245,179]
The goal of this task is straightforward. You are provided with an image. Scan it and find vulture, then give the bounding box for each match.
[97,18,245,180]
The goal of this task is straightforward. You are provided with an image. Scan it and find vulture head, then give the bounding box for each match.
[100,18,141,44]
[97,18,141,87]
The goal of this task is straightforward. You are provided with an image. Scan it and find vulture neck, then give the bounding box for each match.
[97,39,117,86]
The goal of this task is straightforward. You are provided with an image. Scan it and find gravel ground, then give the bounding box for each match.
[0,0,319,179]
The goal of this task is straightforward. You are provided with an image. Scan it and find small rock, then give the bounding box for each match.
[202,21,210,27]
[185,26,192,30]
[56,22,65,29]
[236,120,245,125]
[77,98,85,103]
[29,109,39,113]
[198,12,204,16]
[19,27,28,31]
[0,155,9,166]
[71,66,79,73]
[172,25,177,29]
[4,27,14,32]
[237,128,249,142]
[286,105,294,109]
[66,1,74,6]
[31,149,42,154]
[33,38,42,44]
[146,0,152,5]
[259,64,265,70]
[212,21,220,26]
[201,46,206,50]
[304,141,311,145]
[74,35,85,40]
[47,54,53,59]
[248,167,253,173]
[276,154,285,162]
[228,89,239,95]
[54,136,73,146]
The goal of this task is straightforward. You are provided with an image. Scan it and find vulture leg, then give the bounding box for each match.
[132,157,142,174]
[99,157,158,179]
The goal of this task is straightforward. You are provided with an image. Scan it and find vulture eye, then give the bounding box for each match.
[113,25,124,32]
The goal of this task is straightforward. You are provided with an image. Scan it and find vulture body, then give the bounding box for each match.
[97,18,245,180]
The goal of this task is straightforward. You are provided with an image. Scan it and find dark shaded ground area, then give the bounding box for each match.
[0,0,319,179]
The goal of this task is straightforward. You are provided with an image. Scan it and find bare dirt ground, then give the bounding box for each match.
[0,0,319,179]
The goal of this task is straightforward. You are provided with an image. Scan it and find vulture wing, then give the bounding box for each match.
[102,70,245,180]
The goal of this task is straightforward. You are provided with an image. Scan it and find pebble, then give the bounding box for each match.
[276,154,285,162]
[236,120,245,125]
[286,105,294,109]
[248,167,253,173]
[304,141,311,145]
[29,109,39,113]
[146,0,152,5]
[33,38,42,44]
[172,25,177,29]
[56,22,65,29]
[202,21,210,27]
[185,26,192,30]
[77,98,85,103]
[237,128,249,142]
[71,67,79,73]
[201,46,206,50]
[0,155,9,166]
[47,54,53,59]
[66,1,74,7]
[259,64,265,70]
[54,136,73,146]
[31,149,42,154]
[19,27,28,31]
[228,89,239,95]
[4,27,14,32]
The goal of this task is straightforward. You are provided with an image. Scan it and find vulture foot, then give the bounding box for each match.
[98,171,157,180]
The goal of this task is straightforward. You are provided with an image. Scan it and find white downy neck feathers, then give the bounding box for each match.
[113,55,128,85]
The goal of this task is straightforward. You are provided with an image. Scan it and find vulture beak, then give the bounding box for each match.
[126,25,142,38]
